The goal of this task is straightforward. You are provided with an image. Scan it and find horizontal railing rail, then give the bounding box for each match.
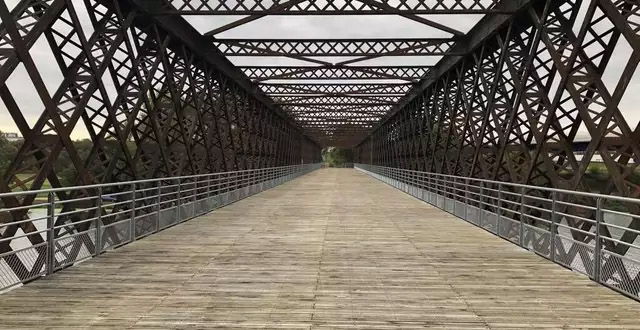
[355,163,640,301]
[0,163,321,292]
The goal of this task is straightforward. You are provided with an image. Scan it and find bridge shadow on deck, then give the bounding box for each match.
[0,169,639,329]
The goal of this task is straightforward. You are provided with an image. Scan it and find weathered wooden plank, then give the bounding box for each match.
[0,169,638,329]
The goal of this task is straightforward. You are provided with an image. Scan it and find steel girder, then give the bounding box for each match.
[213,38,459,57]
[150,0,508,15]
[258,83,412,95]
[273,96,401,105]
[238,66,433,81]
[356,0,640,295]
[0,0,320,281]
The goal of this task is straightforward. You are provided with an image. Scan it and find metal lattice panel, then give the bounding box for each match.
[152,0,507,15]
[213,38,458,56]
[273,96,401,106]
[238,66,433,81]
[258,83,412,95]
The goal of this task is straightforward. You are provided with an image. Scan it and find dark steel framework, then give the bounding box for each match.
[198,0,514,146]
[0,0,639,296]
[355,0,640,296]
[0,0,321,281]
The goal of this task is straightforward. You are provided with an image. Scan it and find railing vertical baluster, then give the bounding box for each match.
[427,173,432,205]
[192,180,196,218]
[497,184,502,237]
[594,197,603,282]
[46,192,55,275]
[453,178,457,215]
[479,182,484,228]
[156,181,162,231]
[419,171,424,196]
[130,183,136,242]
[464,178,469,221]
[95,187,102,256]
[177,178,182,222]
[550,192,556,262]
[519,187,525,248]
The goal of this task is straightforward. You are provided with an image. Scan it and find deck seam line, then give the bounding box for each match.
[127,210,274,329]
[362,171,494,329]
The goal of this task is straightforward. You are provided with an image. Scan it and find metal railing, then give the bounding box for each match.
[0,163,321,292]
[355,163,640,301]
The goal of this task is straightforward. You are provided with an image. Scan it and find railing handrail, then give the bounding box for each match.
[0,164,312,198]
[355,163,640,302]
[355,163,640,204]
[1,163,322,293]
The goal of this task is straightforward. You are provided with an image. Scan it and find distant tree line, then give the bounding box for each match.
[0,131,134,186]
[322,147,353,167]
[0,131,19,175]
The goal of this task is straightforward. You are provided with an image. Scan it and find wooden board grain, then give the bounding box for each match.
[0,168,638,329]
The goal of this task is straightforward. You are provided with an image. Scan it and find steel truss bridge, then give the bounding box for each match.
[1,0,640,322]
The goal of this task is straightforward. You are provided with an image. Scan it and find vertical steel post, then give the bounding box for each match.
[369,135,373,165]
[497,184,502,237]
[427,173,432,205]
[177,178,182,221]
[156,181,162,232]
[479,182,484,227]
[550,192,556,262]
[192,180,196,218]
[95,187,102,256]
[464,178,469,221]
[594,197,603,282]
[519,187,525,248]
[45,192,55,275]
[130,183,136,242]
[453,177,457,215]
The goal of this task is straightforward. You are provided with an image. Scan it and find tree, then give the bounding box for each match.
[322,147,353,167]
[0,131,18,175]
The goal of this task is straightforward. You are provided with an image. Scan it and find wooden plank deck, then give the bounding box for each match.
[1,168,639,329]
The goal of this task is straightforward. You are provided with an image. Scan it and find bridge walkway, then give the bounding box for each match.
[0,169,638,329]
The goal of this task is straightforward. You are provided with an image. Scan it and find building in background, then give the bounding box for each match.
[1,132,22,142]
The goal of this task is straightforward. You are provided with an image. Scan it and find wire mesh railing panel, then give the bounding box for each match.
[355,163,640,301]
[0,164,320,292]
[54,229,97,270]
[601,251,640,297]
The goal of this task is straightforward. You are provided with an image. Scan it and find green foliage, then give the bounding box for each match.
[0,94,184,187]
[0,131,19,175]
[604,199,628,212]
[322,147,353,167]
[0,133,133,186]
[53,139,95,186]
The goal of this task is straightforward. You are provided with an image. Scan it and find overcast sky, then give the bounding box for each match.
[1,0,638,142]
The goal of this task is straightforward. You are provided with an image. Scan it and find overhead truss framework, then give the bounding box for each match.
[212,38,459,57]
[152,0,511,15]
[238,66,433,81]
[196,0,511,145]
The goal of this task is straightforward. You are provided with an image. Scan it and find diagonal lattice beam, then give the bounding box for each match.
[151,0,511,15]
[213,38,459,56]
[238,66,433,81]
